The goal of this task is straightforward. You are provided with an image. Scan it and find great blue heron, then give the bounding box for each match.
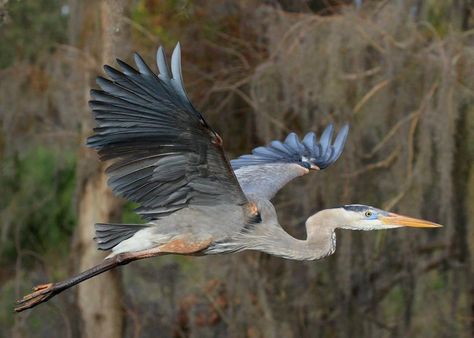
[15,43,441,312]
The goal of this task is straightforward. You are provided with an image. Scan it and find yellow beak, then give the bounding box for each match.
[380,213,442,228]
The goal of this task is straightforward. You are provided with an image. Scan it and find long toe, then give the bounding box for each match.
[33,283,53,292]
[15,283,56,312]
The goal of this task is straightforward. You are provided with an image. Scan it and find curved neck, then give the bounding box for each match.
[257,224,336,261]
[239,209,338,261]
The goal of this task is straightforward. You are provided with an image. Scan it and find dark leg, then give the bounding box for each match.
[14,252,138,312]
[14,238,212,312]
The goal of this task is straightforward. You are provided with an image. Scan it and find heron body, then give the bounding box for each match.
[15,43,440,312]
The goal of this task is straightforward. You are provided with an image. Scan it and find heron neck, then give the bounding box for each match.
[228,200,338,261]
[250,221,336,261]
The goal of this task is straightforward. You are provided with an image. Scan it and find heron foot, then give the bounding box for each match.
[15,282,56,312]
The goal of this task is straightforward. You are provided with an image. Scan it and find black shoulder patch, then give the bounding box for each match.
[247,211,262,224]
[241,203,262,233]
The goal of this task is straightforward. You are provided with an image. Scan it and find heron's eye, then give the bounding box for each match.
[301,161,311,169]
[365,211,373,218]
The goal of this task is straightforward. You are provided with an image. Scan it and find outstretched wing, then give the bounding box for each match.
[231,124,349,200]
[87,43,248,221]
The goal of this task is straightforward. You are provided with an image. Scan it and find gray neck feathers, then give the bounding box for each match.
[234,163,308,200]
[205,200,339,261]
[245,225,336,261]
[235,202,337,261]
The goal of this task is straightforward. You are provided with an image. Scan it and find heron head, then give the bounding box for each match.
[337,204,442,230]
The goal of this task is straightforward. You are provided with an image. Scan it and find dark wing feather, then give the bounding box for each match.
[87,43,247,221]
[231,124,349,170]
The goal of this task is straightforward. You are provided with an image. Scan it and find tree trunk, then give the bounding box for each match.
[76,170,123,338]
[74,1,129,337]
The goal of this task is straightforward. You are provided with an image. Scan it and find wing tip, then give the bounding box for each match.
[232,122,350,170]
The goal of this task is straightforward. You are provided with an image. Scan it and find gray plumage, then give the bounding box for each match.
[231,124,349,170]
[85,43,438,260]
[232,124,348,200]
[87,43,350,246]
[15,43,441,313]
[95,223,148,250]
[87,44,248,225]
[234,163,309,200]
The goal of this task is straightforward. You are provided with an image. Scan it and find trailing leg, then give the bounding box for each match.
[14,237,212,312]
[15,252,136,312]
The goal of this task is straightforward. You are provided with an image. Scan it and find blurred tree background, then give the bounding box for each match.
[1,0,474,337]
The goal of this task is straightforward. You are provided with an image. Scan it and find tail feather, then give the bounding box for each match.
[95,223,148,250]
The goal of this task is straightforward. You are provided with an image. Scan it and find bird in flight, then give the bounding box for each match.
[15,43,441,312]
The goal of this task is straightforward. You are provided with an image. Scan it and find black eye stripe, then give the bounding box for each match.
[343,205,368,212]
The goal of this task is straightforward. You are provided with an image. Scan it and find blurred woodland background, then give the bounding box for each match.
[1,0,474,337]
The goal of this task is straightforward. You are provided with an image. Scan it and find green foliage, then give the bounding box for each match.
[0,0,68,68]
[121,201,143,224]
[0,279,17,330]
[0,147,76,262]
[424,0,458,35]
